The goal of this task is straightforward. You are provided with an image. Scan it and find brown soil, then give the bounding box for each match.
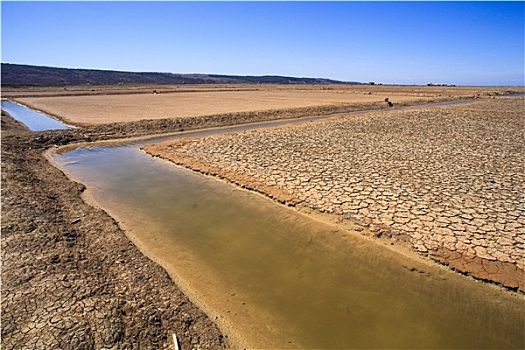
[14,91,425,125]
[2,98,418,349]
[1,114,227,349]
[10,84,522,126]
[145,138,524,292]
[2,86,523,348]
[143,98,525,292]
[4,83,522,99]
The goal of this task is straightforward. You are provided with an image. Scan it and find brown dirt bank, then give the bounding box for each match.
[1,113,226,349]
[145,143,525,292]
[143,98,525,292]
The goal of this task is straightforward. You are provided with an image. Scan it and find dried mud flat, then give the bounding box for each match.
[1,117,227,349]
[2,87,524,349]
[3,96,420,349]
[145,97,525,291]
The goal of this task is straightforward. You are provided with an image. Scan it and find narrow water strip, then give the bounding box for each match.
[1,99,71,131]
[52,139,524,349]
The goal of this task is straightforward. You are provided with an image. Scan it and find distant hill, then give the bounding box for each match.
[1,63,358,86]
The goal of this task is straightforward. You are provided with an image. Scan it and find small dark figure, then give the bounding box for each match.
[388,101,394,107]
[385,97,389,102]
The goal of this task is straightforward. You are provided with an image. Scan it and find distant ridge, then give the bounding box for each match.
[1,63,359,85]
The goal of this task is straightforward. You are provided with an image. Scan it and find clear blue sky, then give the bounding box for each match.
[2,1,524,86]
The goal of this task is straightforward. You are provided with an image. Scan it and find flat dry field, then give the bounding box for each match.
[15,90,420,125]
[12,85,521,126]
[4,83,520,98]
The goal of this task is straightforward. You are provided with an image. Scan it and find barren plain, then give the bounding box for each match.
[2,85,524,349]
[11,84,518,126]
[14,90,423,125]
[145,97,525,290]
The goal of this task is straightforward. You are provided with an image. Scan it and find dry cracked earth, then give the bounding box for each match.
[1,113,226,349]
[2,93,524,349]
[145,97,525,291]
[1,93,458,350]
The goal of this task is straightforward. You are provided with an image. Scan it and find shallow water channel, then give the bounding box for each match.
[53,125,524,348]
[1,99,70,131]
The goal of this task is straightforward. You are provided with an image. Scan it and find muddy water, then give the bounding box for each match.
[53,142,524,349]
[1,99,70,131]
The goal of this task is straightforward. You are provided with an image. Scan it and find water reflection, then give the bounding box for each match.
[1,99,70,131]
